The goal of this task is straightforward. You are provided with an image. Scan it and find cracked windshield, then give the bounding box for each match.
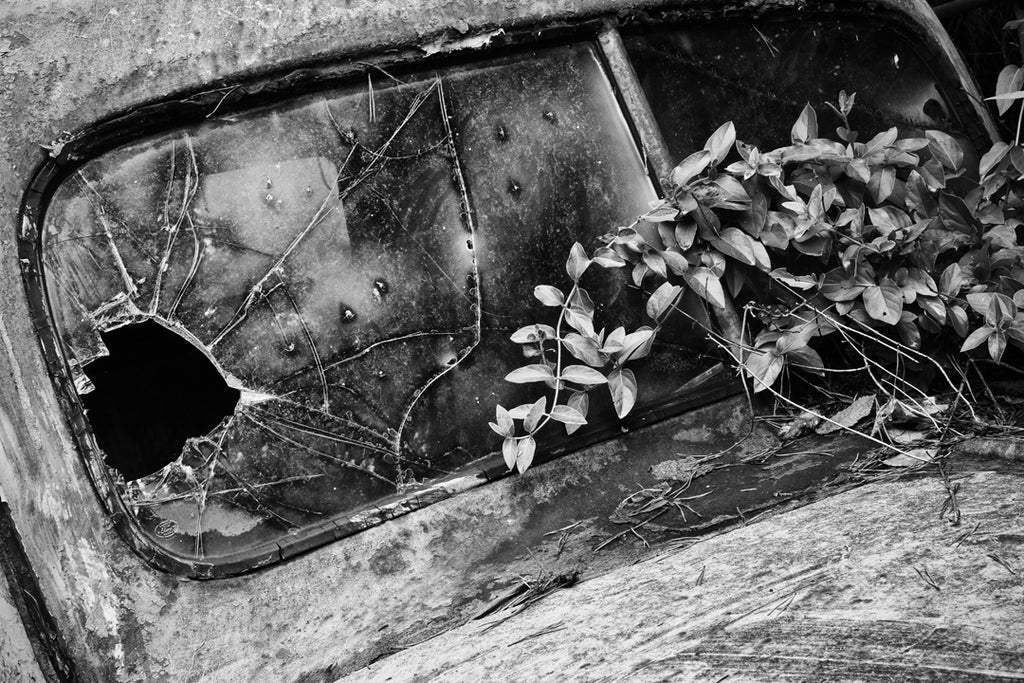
[42,43,712,563]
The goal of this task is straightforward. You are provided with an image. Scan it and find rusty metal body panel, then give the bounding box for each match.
[0,1,1003,681]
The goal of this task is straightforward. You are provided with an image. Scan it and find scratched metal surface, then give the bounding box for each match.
[350,466,1024,682]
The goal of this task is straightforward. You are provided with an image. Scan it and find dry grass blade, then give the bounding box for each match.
[474,571,581,629]
[913,565,941,591]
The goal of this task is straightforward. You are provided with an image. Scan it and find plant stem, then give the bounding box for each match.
[514,283,577,441]
[1016,101,1024,146]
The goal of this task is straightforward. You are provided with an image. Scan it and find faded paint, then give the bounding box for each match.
[350,468,1024,681]
[0,0,1004,681]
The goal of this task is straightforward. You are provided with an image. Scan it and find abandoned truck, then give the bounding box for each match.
[2,0,1022,681]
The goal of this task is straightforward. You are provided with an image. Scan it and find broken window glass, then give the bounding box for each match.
[40,43,714,569]
[623,18,974,162]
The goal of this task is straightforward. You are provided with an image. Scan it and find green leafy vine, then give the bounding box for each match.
[494,75,1024,473]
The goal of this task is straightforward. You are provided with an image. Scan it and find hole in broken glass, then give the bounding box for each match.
[81,320,240,481]
[38,43,713,565]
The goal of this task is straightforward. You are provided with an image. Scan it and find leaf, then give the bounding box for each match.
[948,304,970,337]
[868,166,896,204]
[704,121,736,164]
[918,157,946,190]
[822,267,870,302]
[515,436,536,473]
[677,193,699,216]
[990,329,1008,362]
[1010,323,1024,348]
[744,348,784,392]
[534,285,565,307]
[562,332,604,367]
[787,345,824,374]
[566,391,589,435]
[986,91,1024,102]
[739,191,768,236]
[710,227,757,266]
[631,261,650,287]
[646,281,682,320]
[938,196,975,237]
[642,250,667,278]
[702,249,726,277]
[868,206,912,235]
[961,325,993,352]
[863,278,903,324]
[749,240,772,272]
[777,143,822,163]
[995,65,1024,113]
[567,287,595,317]
[897,319,921,349]
[939,263,963,297]
[864,127,898,154]
[725,265,747,297]
[618,327,656,362]
[670,150,712,187]
[907,177,940,223]
[662,250,689,276]
[607,368,638,418]
[713,175,751,204]
[566,242,591,282]
[505,364,555,383]
[792,234,830,258]
[894,137,930,152]
[882,448,936,467]
[561,365,608,386]
[985,293,1016,327]
[564,308,596,339]
[601,327,626,354]
[775,328,811,354]
[770,268,818,290]
[549,404,588,427]
[966,292,995,316]
[524,396,547,432]
[510,324,556,343]
[816,394,875,434]
[791,103,818,144]
[683,267,726,309]
[502,437,517,470]
[926,130,964,171]
[918,295,946,325]
[835,301,855,316]
[507,403,532,419]
[489,405,514,437]
[903,268,938,300]
[592,247,626,268]
[980,141,1011,177]
[846,158,871,183]
[643,202,680,223]
[675,222,698,250]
